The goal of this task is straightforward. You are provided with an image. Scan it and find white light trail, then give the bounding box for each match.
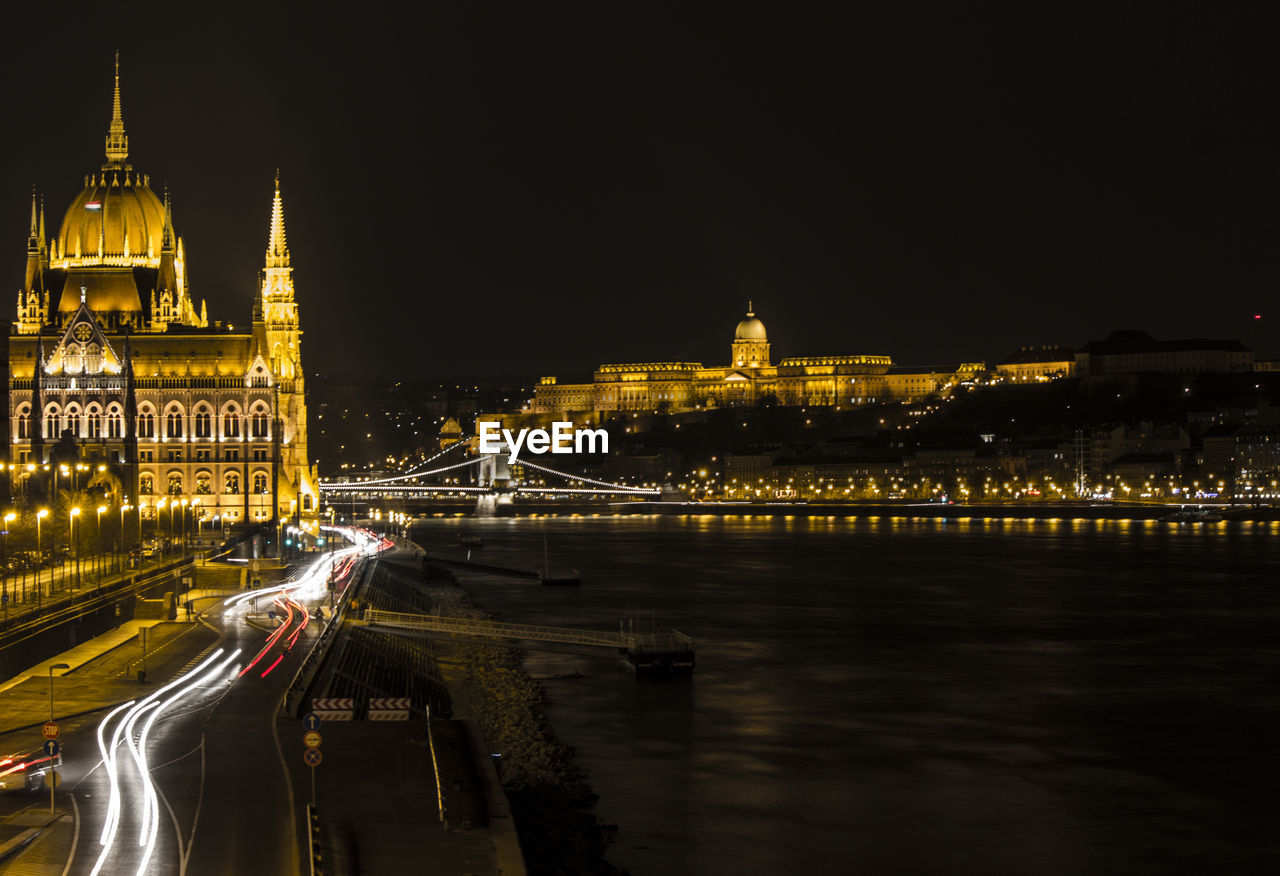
[134,649,241,876]
[93,700,136,846]
[91,649,228,876]
[91,701,157,876]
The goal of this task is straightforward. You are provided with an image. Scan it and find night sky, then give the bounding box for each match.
[3,6,1275,378]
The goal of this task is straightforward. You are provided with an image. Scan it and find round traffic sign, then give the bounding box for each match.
[303,730,322,749]
[43,740,60,757]
[303,748,322,767]
[302,712,321,731]
[42,721,59,740]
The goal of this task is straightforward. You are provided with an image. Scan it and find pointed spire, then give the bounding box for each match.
[29,187,38,242]
[266,170,289,268]
[746,299,754,317]
[38,195,46,246]
[105,50,129,165]
[161,186,174,250]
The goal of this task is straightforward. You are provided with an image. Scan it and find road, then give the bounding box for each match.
[0,530,381,875]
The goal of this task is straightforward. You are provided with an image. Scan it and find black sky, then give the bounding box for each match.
[3,5,1276,378]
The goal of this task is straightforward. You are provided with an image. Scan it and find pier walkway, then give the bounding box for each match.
[352,609,696,671]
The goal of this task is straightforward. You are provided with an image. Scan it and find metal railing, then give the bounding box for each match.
[361,609,693,652]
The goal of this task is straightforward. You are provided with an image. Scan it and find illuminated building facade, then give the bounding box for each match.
[9,59,316,525]
[530,305,987,419]
[995,346,1077,382]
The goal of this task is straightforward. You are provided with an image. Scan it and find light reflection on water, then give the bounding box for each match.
[412,515,1279,875]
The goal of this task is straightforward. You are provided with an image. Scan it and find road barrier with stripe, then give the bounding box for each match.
[368,697,410,720]
[311,698,354,721]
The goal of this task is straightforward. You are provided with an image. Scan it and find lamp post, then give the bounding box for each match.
[180,498,189,553]
[47,662,70,813]
[157,499,166,558]
[96,506,106,593]
[36,509,48,604]
[119,502,130,573]
[2,512,13,622]
[68,507,80,590]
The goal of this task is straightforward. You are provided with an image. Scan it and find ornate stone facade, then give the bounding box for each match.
[9,58,315,525]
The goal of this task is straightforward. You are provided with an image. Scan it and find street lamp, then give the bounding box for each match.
[2,512,14,620]
[36,508,48,603]
[47,662,70,813]
[118,502,131,572]
[68,507,81,590]
[96,506,106,593]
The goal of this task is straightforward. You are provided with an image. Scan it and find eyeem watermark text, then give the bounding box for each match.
[478,421,609,463]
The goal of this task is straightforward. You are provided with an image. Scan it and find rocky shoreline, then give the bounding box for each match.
[420,560,624,875]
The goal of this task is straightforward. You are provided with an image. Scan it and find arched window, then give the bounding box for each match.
[139,473,154,495]
[84,343,102,373]
[86,406,102,439]
[107,405,123,439]
[302,494,313,511]
[223,409,241,438]
[251,406,270,439]
[167,472,183,495]
[138,411,156,438]
[64,344,82,373]
[194,408,212,439]
[224,472,240,495]
[253,472,269,494]
[166,412,184,439]
[195,471,212,495]
[17,404,29,440]
[64,405,81,438]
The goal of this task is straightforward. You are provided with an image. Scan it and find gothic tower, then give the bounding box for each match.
[254,174,313,516]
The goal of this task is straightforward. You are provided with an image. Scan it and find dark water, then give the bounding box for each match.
[412,515,1279,875]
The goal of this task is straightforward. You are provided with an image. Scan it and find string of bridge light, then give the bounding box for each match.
[319,455,481,490]
[515,485,661,495]
[317,438,470,488]
[513,457,658,493]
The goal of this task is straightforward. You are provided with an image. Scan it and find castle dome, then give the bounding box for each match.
[734,302,767,341]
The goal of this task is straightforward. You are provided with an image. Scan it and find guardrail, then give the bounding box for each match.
[279,556,372,718]
[360,609,694,652]
[306,804,322,876]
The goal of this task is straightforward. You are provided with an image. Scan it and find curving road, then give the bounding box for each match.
[43,529,384,875]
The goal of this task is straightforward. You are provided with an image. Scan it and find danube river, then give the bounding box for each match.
[412,514,1278,875]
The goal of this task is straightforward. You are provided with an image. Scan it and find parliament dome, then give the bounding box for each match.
[57,177,167,265]
[735,304,767,341]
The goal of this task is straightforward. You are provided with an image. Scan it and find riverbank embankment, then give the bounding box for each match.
[412,554,622,875]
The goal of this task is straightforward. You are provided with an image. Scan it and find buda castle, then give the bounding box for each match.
[8,58,316,525]
[528,305,985,421]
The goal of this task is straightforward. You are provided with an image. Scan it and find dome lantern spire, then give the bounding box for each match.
[266,169,289,268]
[104,51,129,166]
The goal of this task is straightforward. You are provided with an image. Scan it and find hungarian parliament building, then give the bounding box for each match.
[8,59,316,524]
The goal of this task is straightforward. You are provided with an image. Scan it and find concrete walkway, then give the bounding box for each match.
[0,805,73,876]
[0,619,165,694]
[0,620,219,736]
